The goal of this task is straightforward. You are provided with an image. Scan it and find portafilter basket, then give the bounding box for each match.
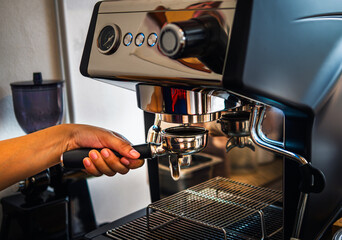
[218,111,251,137]
[161,126,208,180]
[61,126,208,180]
[161,126,208,155]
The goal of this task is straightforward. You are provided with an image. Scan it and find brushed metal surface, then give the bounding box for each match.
[87,0,236,85]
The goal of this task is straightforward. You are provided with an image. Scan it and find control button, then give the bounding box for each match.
[123,33,133,46]
[135,33,145,47]
[147,33,158,47]
[97,24,121,55]
[159,24,185,58]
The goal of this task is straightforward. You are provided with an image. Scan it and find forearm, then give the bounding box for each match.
[0,124,144,191]
[0,124,72,190]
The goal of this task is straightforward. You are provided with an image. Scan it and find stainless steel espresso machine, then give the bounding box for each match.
[63,0,342,239]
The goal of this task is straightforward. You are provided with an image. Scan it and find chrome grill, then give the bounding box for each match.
[107,212,245,240]
[107,177,283,239]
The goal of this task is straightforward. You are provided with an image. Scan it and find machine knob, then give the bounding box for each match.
[159,17,208,59]
[158,15,228,74]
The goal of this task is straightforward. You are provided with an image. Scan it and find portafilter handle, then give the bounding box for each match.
[61,143,153,169]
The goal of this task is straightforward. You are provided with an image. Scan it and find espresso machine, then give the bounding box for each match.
[62,0,342,239]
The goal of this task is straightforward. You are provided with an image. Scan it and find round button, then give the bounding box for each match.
[123,33,133,46]
[160,31,178,53]
[135,33,145,47]
[147,33,158,47]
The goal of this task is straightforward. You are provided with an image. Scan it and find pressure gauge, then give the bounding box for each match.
[97,24,121,54]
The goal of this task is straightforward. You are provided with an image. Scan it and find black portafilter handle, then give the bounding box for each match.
[62,143,152,169]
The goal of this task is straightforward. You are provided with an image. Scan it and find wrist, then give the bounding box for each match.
[58,123,78,152]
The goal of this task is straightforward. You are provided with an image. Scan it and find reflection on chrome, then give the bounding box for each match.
[136,84,241,123]
[87,1,237,85]
[158,15,229,74]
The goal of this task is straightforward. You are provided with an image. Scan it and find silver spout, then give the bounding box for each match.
[244,137,256,151]
[226,137,237,153]
[169,154,181,180]
[226,136,255,153]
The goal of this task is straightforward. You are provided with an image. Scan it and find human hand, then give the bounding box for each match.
[65,124,144,176]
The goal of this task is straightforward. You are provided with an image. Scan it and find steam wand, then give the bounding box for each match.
[250,105,326,240]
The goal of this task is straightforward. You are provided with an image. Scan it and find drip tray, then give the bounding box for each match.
[107,211,242,239]
[107,207,283,240]
[106,177,283,240]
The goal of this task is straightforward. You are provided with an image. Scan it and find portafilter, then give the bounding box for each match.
[218,111,255,153]
[61,126,208,180]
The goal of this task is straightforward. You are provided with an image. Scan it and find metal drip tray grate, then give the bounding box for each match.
[107,212,246,240]
[147,177,282,239]
[106,177,283,240]
[106,210,282,240]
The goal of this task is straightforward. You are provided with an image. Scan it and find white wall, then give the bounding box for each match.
[0,0,62,224]
[0,0,150,228]
[0,0,62,140]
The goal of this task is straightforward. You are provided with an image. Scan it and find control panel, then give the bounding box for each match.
[83,0,237,85]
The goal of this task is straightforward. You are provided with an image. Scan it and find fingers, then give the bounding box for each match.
[83,157,102,177]
[68,125,140,161]
[106,133,141,160]
[83,149,129,176]
[69,125,144,177]
[120,157,145,169]
[82,148,144,177]
[100,149,129,174]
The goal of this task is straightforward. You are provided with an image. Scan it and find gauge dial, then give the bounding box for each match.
[97,24,121,54]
